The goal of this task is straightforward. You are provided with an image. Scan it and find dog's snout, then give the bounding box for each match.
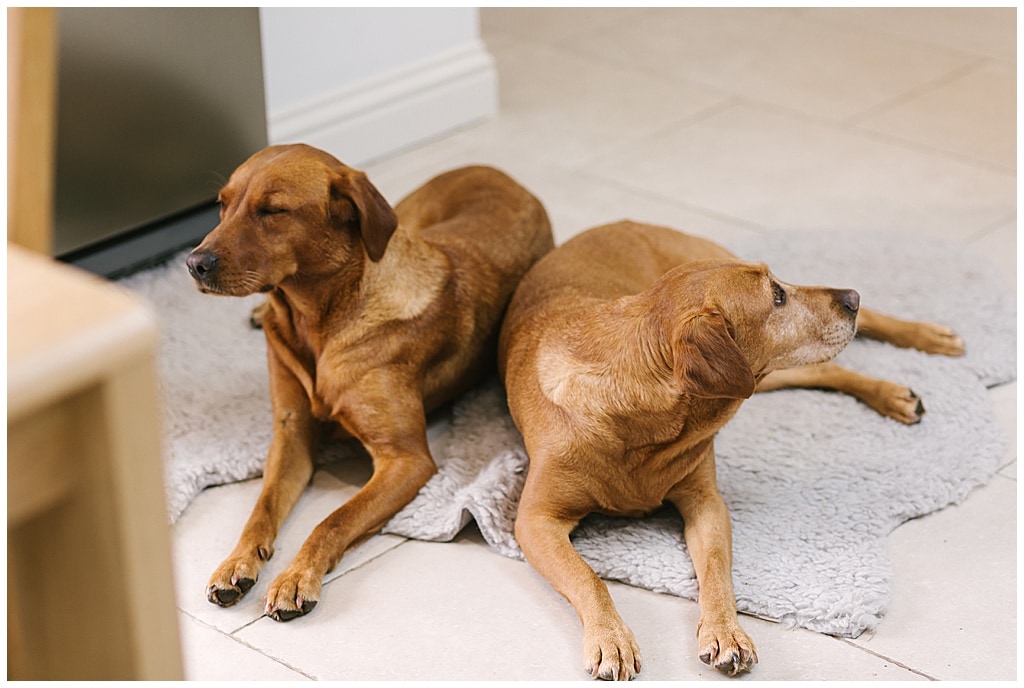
[187,250,219,281]
[837,289,860,315]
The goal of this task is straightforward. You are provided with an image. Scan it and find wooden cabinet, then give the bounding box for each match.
[7,245,183,679]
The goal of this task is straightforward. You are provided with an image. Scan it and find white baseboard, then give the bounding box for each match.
[267,40,498,167]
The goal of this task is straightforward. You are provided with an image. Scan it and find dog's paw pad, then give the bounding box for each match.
[915,323,965,357]
[267,599,317,622]
[697,619,757,676]
[892,388,926,424]
[236,577,256,594]
[700,645,757,677]
[207,582,250,607]
[207,549,268,607]
[584,622,642,681]
[866,383,927,425]
[911,393,925,419]
[265,571,322,622]
[249,302,270,330]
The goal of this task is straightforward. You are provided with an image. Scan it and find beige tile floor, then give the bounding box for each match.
[172,8,1016,681]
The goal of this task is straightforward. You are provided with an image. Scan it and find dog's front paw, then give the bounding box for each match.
[696,617,757,677]
[583,621,642,681]
[264,567,321,622]
[872,382,926,425]
[249,300,270,329]
[207,546,272,607]
[913,323,965,357]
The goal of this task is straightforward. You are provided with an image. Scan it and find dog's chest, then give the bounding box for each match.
[278,345,368,423]
[264,307,344,420]
[590,443,707,517]
[598,400,742,512]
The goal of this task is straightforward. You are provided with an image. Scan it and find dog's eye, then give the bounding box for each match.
[256,207,286,217]
[772,282,786,307]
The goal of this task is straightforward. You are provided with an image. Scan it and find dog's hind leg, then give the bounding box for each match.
[856,307,964,356]
[756,362,925,424]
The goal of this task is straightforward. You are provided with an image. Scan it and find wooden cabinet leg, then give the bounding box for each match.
[7,353,182,680]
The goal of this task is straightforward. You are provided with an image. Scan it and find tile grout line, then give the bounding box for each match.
[179,608,319,681]
[228,608,269,635]
[492,16,1014,178]
[587,79,1015,183]
[565,96,801,232]
[176,538,413,668]
[964,211,1017,245]
[841,58,989,128]
[482,9,647,50]
[320,534,414,589]
[733,94,1015,177]
[568,96,743,172]
[572,165,772,236]
[847,124,1016,177]
[837,638,939,681]
[801,10,1015,67]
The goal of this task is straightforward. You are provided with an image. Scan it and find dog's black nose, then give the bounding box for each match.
[839,289,860,315]
[187,250,219,281]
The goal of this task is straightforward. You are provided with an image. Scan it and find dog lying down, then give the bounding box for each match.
[187,144,554,621]
[498,221,964,680]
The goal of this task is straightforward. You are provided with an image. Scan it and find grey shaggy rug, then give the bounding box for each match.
[122,230,1014,639]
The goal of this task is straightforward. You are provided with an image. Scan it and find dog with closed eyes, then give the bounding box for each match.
[187,143,553,621]
[498,220,963,679]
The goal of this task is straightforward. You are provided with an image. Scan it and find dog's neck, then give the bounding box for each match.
[270,221,448,338]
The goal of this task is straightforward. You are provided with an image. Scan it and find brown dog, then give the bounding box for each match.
[498,221,963,679]
[187,143,553,621]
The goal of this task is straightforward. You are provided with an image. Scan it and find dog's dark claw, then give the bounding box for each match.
[209,586,241,607]
[268,599,317,622]
[207,577,256,607]
[269,608,302,622]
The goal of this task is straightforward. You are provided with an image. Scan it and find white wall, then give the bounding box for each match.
[259,8,496,166]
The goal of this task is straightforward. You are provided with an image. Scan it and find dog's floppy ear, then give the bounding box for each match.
[330,169,398,262]
[672,310,756,399]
